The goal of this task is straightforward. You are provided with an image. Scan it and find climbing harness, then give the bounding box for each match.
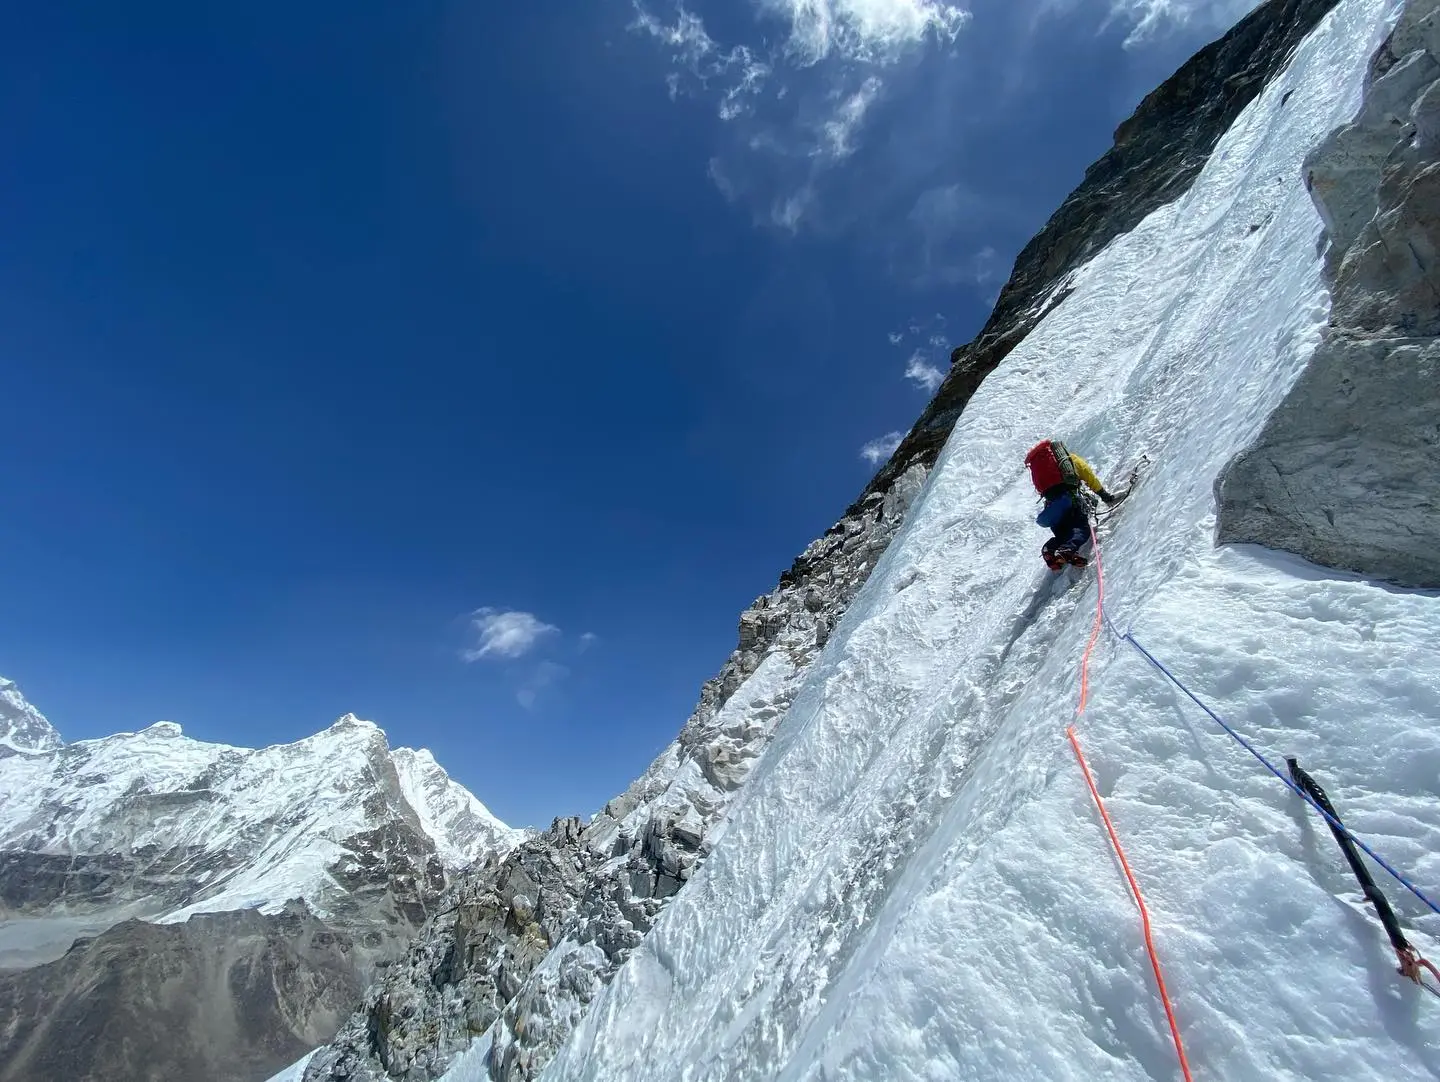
[1287,758,1440,995]
[1067,725,1195,1082]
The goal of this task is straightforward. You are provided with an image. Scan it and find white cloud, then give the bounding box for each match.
[632,0,972,230]
[819,76,884,161]
[578,632,599,653]
[631,6,718,66]
[1105,0,1261,47]
[758,0,970,65]
[517,661,570,710]
[860,431,904,465]
[773,185,817,231]
[631,4,771,119]
[888,313,950,352]
[904,351,945,392]
[462,608,559,662]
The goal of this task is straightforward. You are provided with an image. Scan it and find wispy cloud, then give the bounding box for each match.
[760,0,970,64]
[898,184,1021,292]
[820,77,884,161]
[517,661,570,710]
[860,431,904,465]
[630,5,772,118]
[631,0,970,230]
[462,608,560,662]
[904,352,945,393]
[631,1,1253,239]
[578,632,600,654]
[1105,0,1261,47]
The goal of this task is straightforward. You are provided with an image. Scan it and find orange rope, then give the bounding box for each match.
[1076,520,1106,715]
[1067,725,1194,1082]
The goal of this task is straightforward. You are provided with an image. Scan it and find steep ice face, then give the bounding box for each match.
[0,709,521,924]
[0,677,62,755]
[540,2,1440,1081]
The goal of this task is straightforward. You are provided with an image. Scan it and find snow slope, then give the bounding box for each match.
[532,1,1440,1079]
[0,708,521,922]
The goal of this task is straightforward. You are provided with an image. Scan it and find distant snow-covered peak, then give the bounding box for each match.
[328,712,382,733]
[392,745,524,867]
[0,693,521,922]
[0,677,63,754]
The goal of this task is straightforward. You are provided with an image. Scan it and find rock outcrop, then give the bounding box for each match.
[1218,0,1440,586]
[0,677,62,756]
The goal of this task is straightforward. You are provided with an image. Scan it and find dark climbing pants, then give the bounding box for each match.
[1041,499,1092,562]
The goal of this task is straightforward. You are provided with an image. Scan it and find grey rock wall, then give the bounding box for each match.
[1218,0,1440,586]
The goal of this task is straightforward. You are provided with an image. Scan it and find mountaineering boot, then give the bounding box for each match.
[1043,549,1066,572]
[1065,550,1089,568]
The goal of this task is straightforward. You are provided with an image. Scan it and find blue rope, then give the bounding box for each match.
[1104,618,1440,919]
[1084,508,1440,919]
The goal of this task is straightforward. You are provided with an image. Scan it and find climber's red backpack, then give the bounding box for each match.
[1025,440,1078,495]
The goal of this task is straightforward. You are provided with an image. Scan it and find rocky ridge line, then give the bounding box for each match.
[0,677,62,756]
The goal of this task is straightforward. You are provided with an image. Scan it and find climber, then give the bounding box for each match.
[1025,439,1119,571]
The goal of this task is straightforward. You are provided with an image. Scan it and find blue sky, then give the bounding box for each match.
[0,0,1256,828]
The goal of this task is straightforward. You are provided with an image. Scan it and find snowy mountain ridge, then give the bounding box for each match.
[0,688,521,926]
[0,678,528,1082]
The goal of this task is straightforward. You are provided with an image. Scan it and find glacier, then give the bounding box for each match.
[510,1,1440,1079]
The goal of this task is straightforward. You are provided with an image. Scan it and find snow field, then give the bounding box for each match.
[537,0,1440,1079]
